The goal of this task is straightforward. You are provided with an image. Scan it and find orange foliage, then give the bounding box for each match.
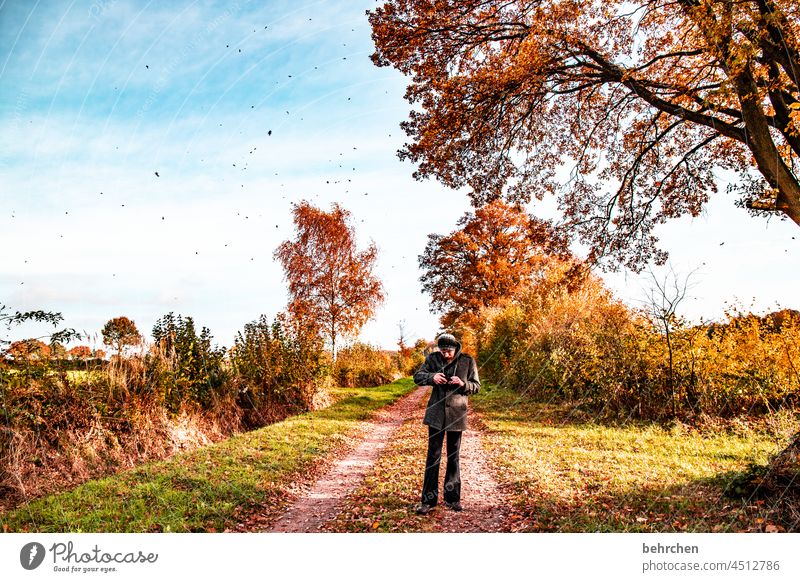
[478,260,800,419]
[419,199,566,328]
[7,339,51,360]
[274,201,384,358]
[370,0,800,268]
[68,345,92,360]
[101,316,141,356]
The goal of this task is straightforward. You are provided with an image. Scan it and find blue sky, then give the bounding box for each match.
[1,0,799,352]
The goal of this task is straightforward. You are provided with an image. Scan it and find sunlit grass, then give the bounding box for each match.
[471,384,788,532]
[0,379,416,533]
[64,370,105,383]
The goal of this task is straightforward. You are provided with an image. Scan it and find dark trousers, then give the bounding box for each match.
[421,425,462,506]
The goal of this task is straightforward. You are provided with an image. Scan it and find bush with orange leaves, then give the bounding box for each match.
[687,309,800,417]
[478,260,800,421]
[334,343,399,388]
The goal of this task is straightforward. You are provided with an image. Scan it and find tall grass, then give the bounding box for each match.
[0,379,417,532]
[0,312,413,510]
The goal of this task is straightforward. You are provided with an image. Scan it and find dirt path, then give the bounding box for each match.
[436,412,512,532]
[266,384,512,533]
[266,386,428,532]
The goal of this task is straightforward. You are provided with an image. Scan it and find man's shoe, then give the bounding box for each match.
[415,503,435,515]
[445,501,463,512]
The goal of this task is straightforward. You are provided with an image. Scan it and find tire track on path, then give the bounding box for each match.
[436,410,513,532]
[266,385,428,532]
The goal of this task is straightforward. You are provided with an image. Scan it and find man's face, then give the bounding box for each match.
[440,347,455,362]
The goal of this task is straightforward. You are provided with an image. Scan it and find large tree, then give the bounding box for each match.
[369,0,800,269]
[274,201,385,359]
[419,199,566,326]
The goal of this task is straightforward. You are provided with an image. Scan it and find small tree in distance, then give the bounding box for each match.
[643,266,698,418]
[275,201,384,360]
[68,345,93,360]
[101,316,141,358]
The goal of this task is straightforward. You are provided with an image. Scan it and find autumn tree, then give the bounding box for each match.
[101,316,141,357]
[370,0,800,269]
[419,199,565,326]
[68,345,93,360]
[7,339,51,361]
[274,201,384,359]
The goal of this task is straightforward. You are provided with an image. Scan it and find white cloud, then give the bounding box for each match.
[3,0,798,353]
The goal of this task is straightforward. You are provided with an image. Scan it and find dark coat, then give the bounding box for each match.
[413,340,480,432]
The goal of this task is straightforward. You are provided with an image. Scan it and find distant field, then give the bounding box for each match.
[1,368,105,381]
[65,370,105,382]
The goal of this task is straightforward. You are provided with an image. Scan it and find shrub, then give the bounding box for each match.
[391,338,427,377]
[230,314,331,425]
[150,313,229,411]
[477,260,800,420]
[0,310,344,509]
[334,343,399,388]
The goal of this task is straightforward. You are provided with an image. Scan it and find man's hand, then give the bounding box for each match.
[433,373,448,384]
[449,376,465,387]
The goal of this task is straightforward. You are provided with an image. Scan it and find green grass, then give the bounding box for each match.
[470,384,788,532]
[0,378,416,533]
[65,370,104,383]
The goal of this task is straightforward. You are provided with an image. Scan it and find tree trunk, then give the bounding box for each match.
[733,70,800,225]
[679,0,800,225]
[665,323,676,418]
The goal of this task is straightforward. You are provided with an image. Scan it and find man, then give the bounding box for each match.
[412,333,480,514]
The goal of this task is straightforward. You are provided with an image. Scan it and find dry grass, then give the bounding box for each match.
[471,384,797,532]
[0,392,244,512]
[0,379,416,532]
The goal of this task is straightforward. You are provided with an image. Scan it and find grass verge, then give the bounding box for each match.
[470,384,790,532]
[0,378,416,533]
